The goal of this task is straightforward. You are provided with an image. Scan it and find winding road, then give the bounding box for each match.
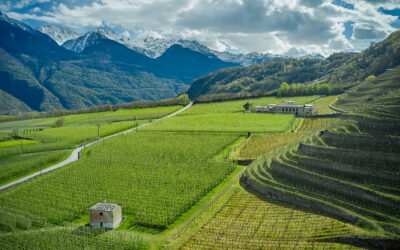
[0,102,192,192]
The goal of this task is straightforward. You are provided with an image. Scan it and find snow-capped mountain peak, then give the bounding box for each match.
[62,30,100,53]
[59,25,217,58]
[61,27,145,54]
[93,27,120,40]
[58,26,285,65]
[37,24,80,45]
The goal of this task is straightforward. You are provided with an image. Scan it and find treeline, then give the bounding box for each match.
[0,94,189,123]
[195,91,274,103]
[276,82,339,96]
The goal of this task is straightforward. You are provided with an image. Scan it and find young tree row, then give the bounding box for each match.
[277,82,332,96]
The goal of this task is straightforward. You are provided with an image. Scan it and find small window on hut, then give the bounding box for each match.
[100,212,103,216]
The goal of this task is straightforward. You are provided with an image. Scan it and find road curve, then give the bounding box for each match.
[0,102,193,192]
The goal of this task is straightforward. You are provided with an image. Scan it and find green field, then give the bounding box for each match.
[0,105,182,185]
[183,191,359,249]
[144,112,297,133]
[144,96,319,133]
[0,150,70,185]
[0,105,182,128]
[0,133,238,232]
[313,95,338,114]
[238,132,305,160]
[235,117,340,160]
[0,227,144,249]
[0,139,38,148]
[0,122,141,158]
[0,122,142,184]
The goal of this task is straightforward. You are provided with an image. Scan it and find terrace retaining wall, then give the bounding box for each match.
[303,113,341,118]
[240,174,358,224]
[329,105,345,113]
[270,160,399,209]
[298,143,400,167]
[296,156,400,182]
[322,131,400,152]
[342,115,400,135]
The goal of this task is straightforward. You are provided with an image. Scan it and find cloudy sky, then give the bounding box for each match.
[1,0,400,57]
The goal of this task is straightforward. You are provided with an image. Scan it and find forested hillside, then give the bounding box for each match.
[188,30,400,101]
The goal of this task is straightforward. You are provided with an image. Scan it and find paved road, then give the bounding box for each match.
[0,102,192,192]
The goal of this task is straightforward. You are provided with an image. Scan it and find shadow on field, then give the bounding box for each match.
[240,179,400,250]
[71,226,107,237]
[318,237,400,250]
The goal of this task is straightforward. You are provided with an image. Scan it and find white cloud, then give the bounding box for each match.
[0,1,11,12]
[31,7,41,13]
[14,0,50,9]
[5,0,400,56]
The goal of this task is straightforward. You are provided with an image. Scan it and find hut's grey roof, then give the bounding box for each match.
[89,202,120,212]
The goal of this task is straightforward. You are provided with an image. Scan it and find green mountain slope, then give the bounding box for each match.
[0,13,235,114]
[188,30,400,101]
[0,48,63,111]
[0,89,32,115]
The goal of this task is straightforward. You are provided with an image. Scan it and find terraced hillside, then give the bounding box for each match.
[182,190,360,249]
[242,117,400,238]
[335,66,400,119]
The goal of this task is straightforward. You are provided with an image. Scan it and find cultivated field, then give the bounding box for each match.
[0,227,143,249]
[0,105,181,185]
[236,117,340,160]
[183,190,359,249]
[143,96,319,133]
[244,117,400,237]
[0,105,182,128]
[313,95,339,114]
[0,132,238,233]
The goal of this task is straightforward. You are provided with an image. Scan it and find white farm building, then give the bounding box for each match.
[256,101,315,116]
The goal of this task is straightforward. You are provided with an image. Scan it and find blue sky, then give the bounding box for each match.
[1,0,399,57]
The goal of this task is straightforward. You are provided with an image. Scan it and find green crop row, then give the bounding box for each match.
[0,105,182,128]
[0,226,143,249]
[144,113,296,133]
[0,132,238,231]
[0,122,141,158]
[0,150,70,185]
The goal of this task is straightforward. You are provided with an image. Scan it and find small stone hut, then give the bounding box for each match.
[89,200,122,229]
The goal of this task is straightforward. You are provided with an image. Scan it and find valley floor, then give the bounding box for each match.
[0,95,398,249]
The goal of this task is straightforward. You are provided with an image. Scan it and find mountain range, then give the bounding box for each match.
[0,12,238,114]
[38,24,324,65]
